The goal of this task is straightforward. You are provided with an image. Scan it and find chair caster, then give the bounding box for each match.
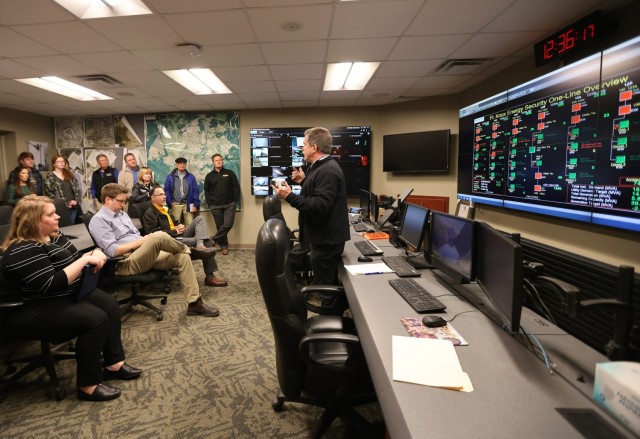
[163,285,171,293]
[48,386,67,401]
[156,314,163,321]
[272,400,284,412]
[161,297,168,305]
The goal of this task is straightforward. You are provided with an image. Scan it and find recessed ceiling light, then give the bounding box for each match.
[163,69,232,95]
[281,22,302,32]
[323,62,380,91]
[53,0,153,19]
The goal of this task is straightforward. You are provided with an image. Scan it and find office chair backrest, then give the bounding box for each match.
[256,219,308,396]
[129,200,152,220]
[0,205,13,225]
[52,198,73,227]
[263,195,286,224]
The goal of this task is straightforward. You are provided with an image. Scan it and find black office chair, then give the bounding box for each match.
[256,219,379,438]
[128,200,151,220]
[0,205,13,225]
[52,198,73,227]
[0,258,75,401]
[262,195,312,281]
[80,213,169,321]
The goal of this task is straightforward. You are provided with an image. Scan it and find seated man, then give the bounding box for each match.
[88,183,220,317]
[142,186,228,287]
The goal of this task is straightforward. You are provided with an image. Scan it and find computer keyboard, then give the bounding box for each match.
[353,222,374,233]
[354,239,383,256]
[388,278,447,313]
[382,256,420,278]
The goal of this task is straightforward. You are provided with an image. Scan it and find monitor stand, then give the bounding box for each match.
[403,256,434,269]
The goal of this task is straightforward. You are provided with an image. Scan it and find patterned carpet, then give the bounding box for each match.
[0,250,382,438]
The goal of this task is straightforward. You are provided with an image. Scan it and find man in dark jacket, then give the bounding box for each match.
[272,127,350,285]
[204,154,240,255]
[163,157,200,226]
[142,186,228,287]
[90,154,118,208]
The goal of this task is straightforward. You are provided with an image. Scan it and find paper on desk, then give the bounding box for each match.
[344,263,393,276]
[392,336,474,392]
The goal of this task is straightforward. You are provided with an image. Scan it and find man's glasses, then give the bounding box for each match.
[113,198,127,203]
[152,193,166,197]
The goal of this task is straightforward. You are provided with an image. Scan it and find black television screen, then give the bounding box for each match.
[398,203,429,251]
[359,189,370,220]
[430,211,476,284]
[383,129,450,173]
[249,126,371,195]
[457,35,640,232]
[369,191,379,225]
[476,222,523,333]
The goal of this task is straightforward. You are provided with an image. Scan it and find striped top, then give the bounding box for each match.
[1,234,81,301]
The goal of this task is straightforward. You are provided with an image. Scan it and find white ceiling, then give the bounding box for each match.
[0,0,632,117]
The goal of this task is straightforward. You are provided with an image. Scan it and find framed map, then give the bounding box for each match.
[145,112,241,210]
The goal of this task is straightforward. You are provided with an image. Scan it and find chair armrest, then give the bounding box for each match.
[302,285,349,316]
[0,300,24,308]
[299,332,364,372]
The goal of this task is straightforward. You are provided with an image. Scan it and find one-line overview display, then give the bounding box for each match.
[458,35,640,232]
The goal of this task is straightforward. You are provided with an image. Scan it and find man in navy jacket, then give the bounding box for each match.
[164,157,200,226]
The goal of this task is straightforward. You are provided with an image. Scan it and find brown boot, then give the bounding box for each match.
[186,297,220,317]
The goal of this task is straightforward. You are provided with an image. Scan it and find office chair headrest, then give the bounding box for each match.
[256,218,290,277]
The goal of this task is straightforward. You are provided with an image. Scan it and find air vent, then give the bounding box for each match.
[436,58,493,74]
[75,74,122,85]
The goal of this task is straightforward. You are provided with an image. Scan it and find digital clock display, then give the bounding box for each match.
[534,11,602,67]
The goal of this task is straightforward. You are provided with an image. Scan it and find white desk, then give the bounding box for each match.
[340,235,633,438]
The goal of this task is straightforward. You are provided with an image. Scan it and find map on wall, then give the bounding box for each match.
[145,112,241,210]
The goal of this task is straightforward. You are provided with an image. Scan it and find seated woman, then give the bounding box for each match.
[0,195,142,402]
[6,165,35,206]
[44,154,82,224]
[130,166,158,204]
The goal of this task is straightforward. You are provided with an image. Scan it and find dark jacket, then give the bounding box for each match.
[163,169,200,208]
[142,204,180,237]
[131,183,157,204]
[204,167,240,206]
[91,167,118,202]
[285,157,350,246]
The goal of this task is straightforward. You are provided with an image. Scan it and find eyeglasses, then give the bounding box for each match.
[152,193,166,197]
[113,198,127,203]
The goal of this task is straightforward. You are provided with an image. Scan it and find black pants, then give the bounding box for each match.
[210,202,236,249]
[310,242,345,286]
[5,289,125,387]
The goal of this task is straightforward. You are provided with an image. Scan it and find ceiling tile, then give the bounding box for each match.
[327,38,397,62]
[247,5,332,42]
[13,22,121,54]
[164,11,254,46]
[331,1,423,39]
[261,41,327,64]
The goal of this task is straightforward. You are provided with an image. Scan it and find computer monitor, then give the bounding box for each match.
[429,211,476,284]
[476,222,523,333]
[369,191,379,225]
[359,189,370,221]
[398,203,429,252]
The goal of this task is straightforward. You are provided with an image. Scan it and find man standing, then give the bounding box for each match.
[142,186,228,287]
[204,154,240,255]
[118,152,140,192]
[164,157,199,226]
[7,151,43,195]
[89,183,220,317]
[90,154,118,210]
[272,127,350,285]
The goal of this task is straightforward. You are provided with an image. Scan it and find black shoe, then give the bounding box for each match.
[187,297,220,317]
[190,246,216,259]
[103,363,143,381]
[77,383,121,402]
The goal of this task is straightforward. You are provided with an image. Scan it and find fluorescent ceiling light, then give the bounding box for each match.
[323,62,380,91]
[15,77,113,101]
[54,0,152,19]
[163,69,232,95]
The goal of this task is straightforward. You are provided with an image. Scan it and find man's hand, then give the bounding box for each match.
[271,180,292,200]
[291,167,305,183]
[175,224,186,234]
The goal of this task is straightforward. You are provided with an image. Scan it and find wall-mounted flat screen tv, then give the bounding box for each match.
[457,35,640,233]
[250,126,371,196]
[383,129,450,173]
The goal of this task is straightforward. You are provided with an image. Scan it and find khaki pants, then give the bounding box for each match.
[170,203,193,226]
[115,231,200,303]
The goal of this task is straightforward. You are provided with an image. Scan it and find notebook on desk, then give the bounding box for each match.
[73,264,100,303]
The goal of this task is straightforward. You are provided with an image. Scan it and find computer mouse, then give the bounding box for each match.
[358,255,373,263]
[422,315,448,328]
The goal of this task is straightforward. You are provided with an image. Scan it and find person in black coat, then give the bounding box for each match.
[130,166,159,204]
[272,127,350,286]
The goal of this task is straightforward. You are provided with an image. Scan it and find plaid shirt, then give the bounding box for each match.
[44,172,81,203]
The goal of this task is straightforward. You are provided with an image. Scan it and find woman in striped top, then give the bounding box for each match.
[1,195,142,402]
